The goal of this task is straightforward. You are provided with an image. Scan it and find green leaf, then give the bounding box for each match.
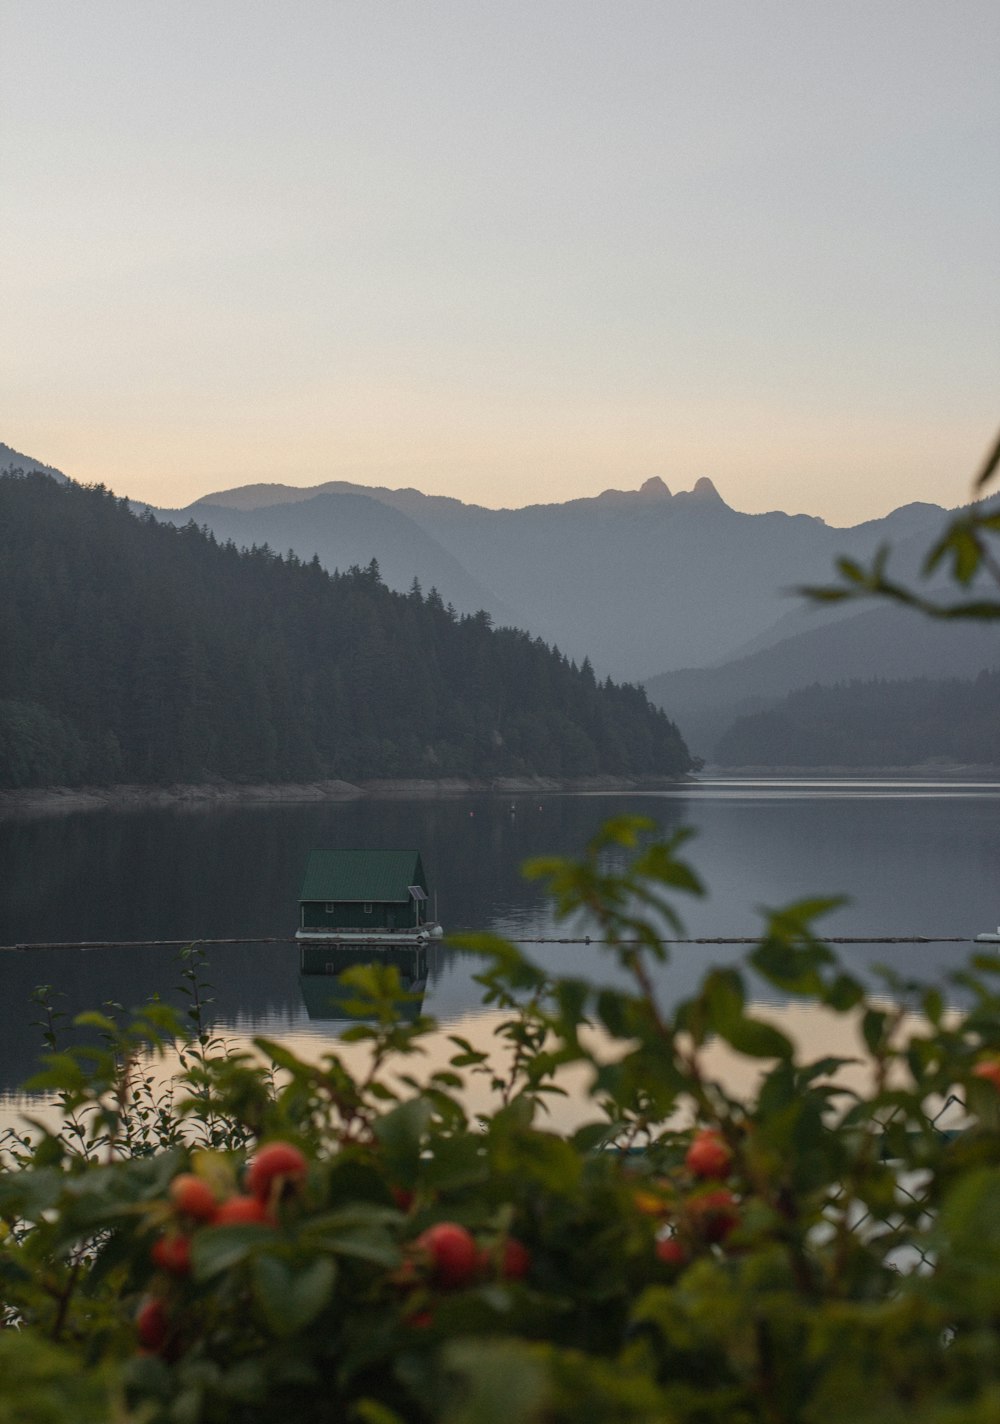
[596,988,640,1039]
[717,1013,793,1061]
[861,1009,887,1054]
[373,1096,431,1181]
[440,1339,549,1424]
[973,424,1000,489]
[300,1207,401,1266]
[191,1223,276,1281]
[252,1254,336,1335]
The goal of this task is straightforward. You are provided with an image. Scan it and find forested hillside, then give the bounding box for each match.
[0,473,691,788]
[714,672,1000,768]
[644,598,1000,756]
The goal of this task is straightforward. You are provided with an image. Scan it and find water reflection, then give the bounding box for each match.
[1,782,998,1100]
[298,944,429,1026]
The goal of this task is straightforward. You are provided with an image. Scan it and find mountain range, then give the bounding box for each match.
[158,475,955,679]
[7,442,998,762]
[162,474,996,761]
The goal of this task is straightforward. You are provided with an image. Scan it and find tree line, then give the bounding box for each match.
[714,671,1000,767]
[0,472,692,788]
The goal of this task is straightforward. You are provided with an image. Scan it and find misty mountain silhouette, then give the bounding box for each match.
[9,441,995,761]
[168,474,953,689]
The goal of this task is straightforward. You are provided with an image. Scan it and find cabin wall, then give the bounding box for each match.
[300,900,417,931]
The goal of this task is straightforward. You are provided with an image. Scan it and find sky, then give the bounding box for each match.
[2,1,998,525]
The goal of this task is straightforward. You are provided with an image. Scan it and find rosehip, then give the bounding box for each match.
[247,1142,308,1202]
[150,1233,191,1275]
[688,1189,740,1243]
[213,1194,272,1226]
[169,1173,217,1222]
[415,1222,477,1288]
[499,1237,531,1280]
[136,1297,169,1351]
[655,1237,687,1267]
[476,1236,532,1281]
[685,1129,732,1180]
[972,1059,1000,1091]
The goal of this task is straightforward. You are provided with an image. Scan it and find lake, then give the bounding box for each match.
[1,779,998,1102]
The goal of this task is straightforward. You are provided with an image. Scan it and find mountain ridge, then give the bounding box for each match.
[169,473,955,681]
[9,439,995,769]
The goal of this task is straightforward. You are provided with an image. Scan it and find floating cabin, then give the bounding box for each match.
[295,849,441,973]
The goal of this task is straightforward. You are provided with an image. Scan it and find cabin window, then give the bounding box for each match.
[363,902,373,914]
[325,902,335,913]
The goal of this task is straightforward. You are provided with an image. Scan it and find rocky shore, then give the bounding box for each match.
[0,774,689,818]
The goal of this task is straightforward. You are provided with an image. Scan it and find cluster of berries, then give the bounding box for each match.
[137,1142,533,1352]
[137,1142,308,1352]
[413,1221,531,1289]
[635,1128,740,1270]
[396,1221,532,1330]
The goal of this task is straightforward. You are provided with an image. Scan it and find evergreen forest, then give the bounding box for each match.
[0,472,692,788]
[714,671,1000,767]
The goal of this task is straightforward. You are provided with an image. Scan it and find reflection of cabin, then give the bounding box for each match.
[296,849,432,947]
[298,944,429,1024]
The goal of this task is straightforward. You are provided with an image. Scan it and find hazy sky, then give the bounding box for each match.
[2,2,997,524]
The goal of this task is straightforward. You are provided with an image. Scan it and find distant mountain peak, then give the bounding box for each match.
[690,476,723,502]
[638,475,672,499]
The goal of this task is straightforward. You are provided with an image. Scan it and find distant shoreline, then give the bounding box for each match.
[0,774,693,819]
[702,764,1000,779]
[4,766,1000,819]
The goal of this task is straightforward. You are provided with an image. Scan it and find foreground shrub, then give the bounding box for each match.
[1,820,1000,1422]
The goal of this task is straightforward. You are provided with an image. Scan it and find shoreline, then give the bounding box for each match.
[702,764,1000,779]
[2,765,999,818]
[0,773,691,819]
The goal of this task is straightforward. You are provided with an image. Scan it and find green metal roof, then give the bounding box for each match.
[299,849,427,904]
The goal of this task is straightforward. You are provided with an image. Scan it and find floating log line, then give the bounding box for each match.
[0,934,979,954]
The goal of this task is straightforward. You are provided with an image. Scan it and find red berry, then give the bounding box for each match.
[247,1142,308,1202]
[499,1237,531,1280]
[169,1173,217,1222]
[136,1297,169,1351]
[150,1233,192,1275]
[685,1130,732,1181]
[688,1189,739,1243]
[213,1194,272,1226]
[415,1222,477,1289]
[972,1059,1000,1091]
[391,1186,415,1212]
[655,1237,687,1267]
[475,1236,532,1281]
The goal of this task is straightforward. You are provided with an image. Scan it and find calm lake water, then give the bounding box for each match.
[1,779,998,1100]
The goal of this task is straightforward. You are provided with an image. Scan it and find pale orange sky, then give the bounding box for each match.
[3,2,998,525]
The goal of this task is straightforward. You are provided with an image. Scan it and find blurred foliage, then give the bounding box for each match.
[1,822,999,1422]
[803,425,1000,622]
